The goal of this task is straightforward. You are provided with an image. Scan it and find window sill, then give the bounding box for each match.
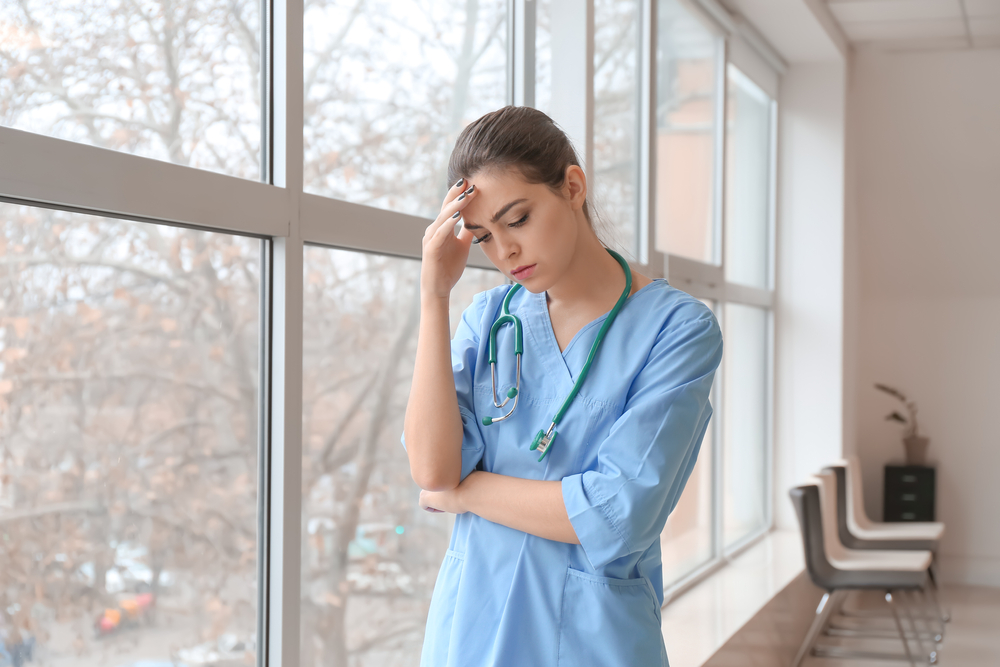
[660,529,804,667]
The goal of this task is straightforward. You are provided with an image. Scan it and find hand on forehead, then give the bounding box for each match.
[459,170,542,231]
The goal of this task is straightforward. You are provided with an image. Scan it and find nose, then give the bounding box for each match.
[494,231,519,261]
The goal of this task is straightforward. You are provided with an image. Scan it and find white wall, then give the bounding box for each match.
[773,62,847,530]
[848,48,1000,586]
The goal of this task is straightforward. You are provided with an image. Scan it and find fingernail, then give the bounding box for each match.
[464,184,475,195]
[454,178,464,188]
[457,192,466,202]
[451,211,461,219]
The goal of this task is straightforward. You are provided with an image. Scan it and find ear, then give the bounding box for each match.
[563,165,588,210]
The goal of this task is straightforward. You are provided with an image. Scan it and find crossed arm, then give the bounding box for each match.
[419,471,581,545]
[405,294,580,545]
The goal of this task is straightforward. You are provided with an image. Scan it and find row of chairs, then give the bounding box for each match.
[789,457,946,666]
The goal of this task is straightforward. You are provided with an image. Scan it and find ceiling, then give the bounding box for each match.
[720,0,849,62]
[825,0,1000,50]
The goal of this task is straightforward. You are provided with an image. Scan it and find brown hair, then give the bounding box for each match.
[448,106,597,230]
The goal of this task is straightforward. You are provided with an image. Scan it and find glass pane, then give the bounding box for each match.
[655,0,719,263]
[300,248,503,666]
[0,204,260,663]
[724,66,772,289]
[661,298,716,586]
[303,1,508,217]
[593,0,641,257]
[0,0,261,179]
[722,303,768,548]
[534,0,640,257]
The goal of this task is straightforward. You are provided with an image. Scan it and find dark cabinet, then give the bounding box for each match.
[884,465,935,522]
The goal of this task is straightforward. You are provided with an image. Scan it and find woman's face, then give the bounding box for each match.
[459,166,586,294]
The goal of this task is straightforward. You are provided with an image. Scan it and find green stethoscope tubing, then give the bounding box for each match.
[482,248,633,462]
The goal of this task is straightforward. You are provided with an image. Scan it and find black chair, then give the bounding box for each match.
[789,480,939,666]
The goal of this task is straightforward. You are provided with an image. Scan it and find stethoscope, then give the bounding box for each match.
[481,248,633,461]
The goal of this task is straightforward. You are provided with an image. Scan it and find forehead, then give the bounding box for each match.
[462,169,555,226]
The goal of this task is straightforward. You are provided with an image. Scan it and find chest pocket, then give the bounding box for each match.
[556,568,666,666]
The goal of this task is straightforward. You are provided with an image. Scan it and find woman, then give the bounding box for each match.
[401,106,723,666]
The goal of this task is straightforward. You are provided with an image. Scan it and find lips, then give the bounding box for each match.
[511,264,536,281]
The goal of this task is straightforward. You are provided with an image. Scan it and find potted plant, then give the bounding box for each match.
[875,383,929,466]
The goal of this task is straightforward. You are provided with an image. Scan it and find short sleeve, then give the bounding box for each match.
[561,303,724,570]
[400,290,491,484]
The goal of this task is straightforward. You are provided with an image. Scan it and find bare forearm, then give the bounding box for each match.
[423,471,580,544]
[403,295,463,491]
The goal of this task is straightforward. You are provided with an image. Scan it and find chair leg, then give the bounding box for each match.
[900,589,938,665]
[923,580,948,638]
[927,563,951,624]
[791,590,838,667]
[886,591,917,667]
[916,587,945,642]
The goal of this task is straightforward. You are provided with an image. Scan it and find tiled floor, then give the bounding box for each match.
[703,578,1000,666]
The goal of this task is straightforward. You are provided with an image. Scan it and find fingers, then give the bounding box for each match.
[425,182,477,242]
[445,183,476,223]
[432,191,476,244]
[440,176,467,208]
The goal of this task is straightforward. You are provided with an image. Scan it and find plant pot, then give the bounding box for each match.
[903,436,929,466]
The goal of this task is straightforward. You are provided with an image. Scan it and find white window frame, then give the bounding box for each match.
[651,0,784,601]
[0,0,786,657]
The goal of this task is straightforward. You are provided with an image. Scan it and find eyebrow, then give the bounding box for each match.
[463,198,528,231]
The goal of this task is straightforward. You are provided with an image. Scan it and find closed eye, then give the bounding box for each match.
[472,214,528,245]
[509,213,528,228]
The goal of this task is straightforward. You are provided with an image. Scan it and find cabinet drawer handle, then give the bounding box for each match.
[902,475,918,483]
[901,493,917,502]
[902,512,916,520]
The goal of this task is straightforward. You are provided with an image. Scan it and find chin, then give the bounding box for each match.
[514,274,553,294]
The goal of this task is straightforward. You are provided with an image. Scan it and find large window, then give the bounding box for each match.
[0,203,260,664]
[0,0,262,179]
[655,0,721,264]
[299,248,503,665]
[722,303,770,547]
[592,0,642,257]
[724,65,774,289]
[1,0,779,660]
[303,0,508,217]
[655,2,777,589]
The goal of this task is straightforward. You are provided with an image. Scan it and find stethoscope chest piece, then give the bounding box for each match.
[530,423,558,462]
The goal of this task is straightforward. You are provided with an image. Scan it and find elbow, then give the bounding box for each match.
[411,467,460,493]
[404,426,463,491]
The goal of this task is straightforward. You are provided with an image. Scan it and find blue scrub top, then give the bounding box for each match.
[402,278,723,667]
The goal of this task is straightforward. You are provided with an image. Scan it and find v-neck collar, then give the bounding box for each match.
[521,291,575,389]
[528,279,666,383]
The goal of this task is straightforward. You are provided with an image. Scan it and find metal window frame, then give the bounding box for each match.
[658,0,780,596]
[0,126,288,237]
[511,0,536,108]
[0,0,785,650]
